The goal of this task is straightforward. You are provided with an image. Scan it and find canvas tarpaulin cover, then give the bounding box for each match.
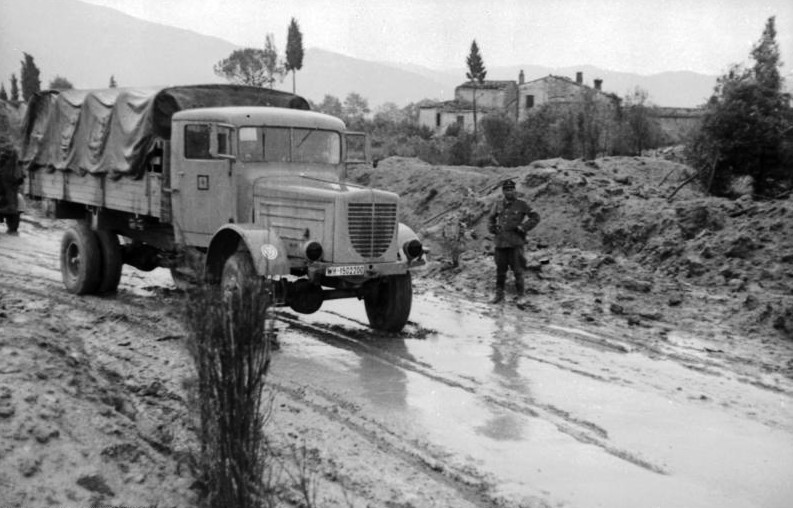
[20,84,310,178]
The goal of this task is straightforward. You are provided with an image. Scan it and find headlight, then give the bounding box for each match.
[302,241,323,261]
[403,239,423,260]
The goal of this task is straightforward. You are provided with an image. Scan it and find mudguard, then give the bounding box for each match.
[208,224,290,277]
[397,223,425,266]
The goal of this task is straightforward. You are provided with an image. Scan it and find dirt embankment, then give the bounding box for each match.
[349,155,793,374]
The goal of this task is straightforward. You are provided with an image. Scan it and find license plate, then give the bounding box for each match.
[326,265,365,277]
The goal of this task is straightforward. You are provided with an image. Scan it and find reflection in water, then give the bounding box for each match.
[356,337,410,411]
[477,316,532,441]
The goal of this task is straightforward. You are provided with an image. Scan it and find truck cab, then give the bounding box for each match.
[170,107,424,331]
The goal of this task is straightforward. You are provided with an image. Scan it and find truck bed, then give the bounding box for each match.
[26,169,167,220]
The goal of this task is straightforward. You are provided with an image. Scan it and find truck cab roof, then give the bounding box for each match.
[173,107,346,131]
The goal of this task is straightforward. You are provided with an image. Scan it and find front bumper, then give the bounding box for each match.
[307,257,426,283]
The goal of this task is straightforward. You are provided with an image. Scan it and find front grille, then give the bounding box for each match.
[348,203,397,258]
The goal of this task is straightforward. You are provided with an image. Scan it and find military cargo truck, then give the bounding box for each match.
[20,85,424,332]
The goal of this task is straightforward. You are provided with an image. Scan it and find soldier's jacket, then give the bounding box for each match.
[0,148,22,213]
[488,197,540,248]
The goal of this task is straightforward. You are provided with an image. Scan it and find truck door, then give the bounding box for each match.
[172,123,235,246]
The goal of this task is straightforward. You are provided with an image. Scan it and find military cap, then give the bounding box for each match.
[502,179,516,190]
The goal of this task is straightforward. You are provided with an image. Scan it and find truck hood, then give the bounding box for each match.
[252,173,401,263]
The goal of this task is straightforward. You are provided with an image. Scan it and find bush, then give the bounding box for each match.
[182,280,274,508]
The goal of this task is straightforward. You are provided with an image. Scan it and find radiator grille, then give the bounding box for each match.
[348,203,397,258]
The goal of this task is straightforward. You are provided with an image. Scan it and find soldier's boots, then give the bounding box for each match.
[489,290,505,304]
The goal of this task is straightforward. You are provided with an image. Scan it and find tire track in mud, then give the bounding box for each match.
[270,379,503,508]
[275,312,669,476]
[0,275,196,488]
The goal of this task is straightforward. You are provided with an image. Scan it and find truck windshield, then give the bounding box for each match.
[238,127,341,164]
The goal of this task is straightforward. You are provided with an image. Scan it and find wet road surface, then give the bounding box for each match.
[273,293,793,508]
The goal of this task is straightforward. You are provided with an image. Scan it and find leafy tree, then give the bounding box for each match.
[49,75,74,90]
[285,17,304,94]
[109,75,117,88]
[373,102,408,126]
[0,85,7,101]
[503,106,556,165]
[618,87,664,155]
[262,33,286,89]
[10,74,19,102]
[20,52,41,101]
[315,94,343,117]
[689,16,792,197]
[465,40,487,139]
[342,92,370,129]
[215,47,278,88]
[481,113,515,164]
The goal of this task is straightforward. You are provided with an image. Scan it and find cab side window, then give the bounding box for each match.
[184,124,211,159]
[217,126,232,156]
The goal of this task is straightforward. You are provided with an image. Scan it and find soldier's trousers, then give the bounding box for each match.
[494,247,525,295]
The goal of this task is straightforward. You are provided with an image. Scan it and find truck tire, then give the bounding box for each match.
[60,224,102,295]
[364,273,412,333]
[95,231,123,294]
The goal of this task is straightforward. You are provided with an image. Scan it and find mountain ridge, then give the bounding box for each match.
[1,0,718,108]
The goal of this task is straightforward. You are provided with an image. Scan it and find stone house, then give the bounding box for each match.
[418,80,518,135]
[517,71,620,122]
[419,71,618,134]
[418,71,703,144]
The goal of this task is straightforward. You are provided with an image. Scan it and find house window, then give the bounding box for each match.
[456,115,464,126]
[525,95,535,109]
[435,112,441,127]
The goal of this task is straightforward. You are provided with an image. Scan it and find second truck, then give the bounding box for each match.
[19,85,425,332]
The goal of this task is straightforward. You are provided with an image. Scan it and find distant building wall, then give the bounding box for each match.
[454,81,518,111]
[418,105,475,135]
[650,107,704,143]
[518,75,618,122]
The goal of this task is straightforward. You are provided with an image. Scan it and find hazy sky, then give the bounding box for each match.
[82,0,793,76]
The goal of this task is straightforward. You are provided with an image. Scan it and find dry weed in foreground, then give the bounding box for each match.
[181,280,274,508]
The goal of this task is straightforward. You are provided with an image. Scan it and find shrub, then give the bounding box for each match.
[182,280,274,508]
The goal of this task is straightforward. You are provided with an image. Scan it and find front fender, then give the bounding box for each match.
[397,223,426,266]
[208,224,290,278]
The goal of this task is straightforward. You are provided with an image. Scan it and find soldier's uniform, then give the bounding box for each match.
[0,142,22,234]
[487,180,540,303]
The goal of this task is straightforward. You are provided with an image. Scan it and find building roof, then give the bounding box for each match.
[521,74,621,102]
[456,80,516,90]
[420,99,501,113]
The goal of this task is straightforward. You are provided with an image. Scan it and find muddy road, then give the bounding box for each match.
[1,214,792,508]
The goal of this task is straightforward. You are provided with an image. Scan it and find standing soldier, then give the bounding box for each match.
[487,179,540,304]
[0,137,23,235]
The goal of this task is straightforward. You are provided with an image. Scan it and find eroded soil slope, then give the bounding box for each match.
[349,155,793,365]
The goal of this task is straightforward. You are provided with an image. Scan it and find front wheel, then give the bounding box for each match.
[364,273,413,333]
[60,224,102,295]
[95,231,123,294]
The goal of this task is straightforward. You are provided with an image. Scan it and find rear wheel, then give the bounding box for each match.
[60,224,102,295]
[95,231,123,294]
[364,273,413,332]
